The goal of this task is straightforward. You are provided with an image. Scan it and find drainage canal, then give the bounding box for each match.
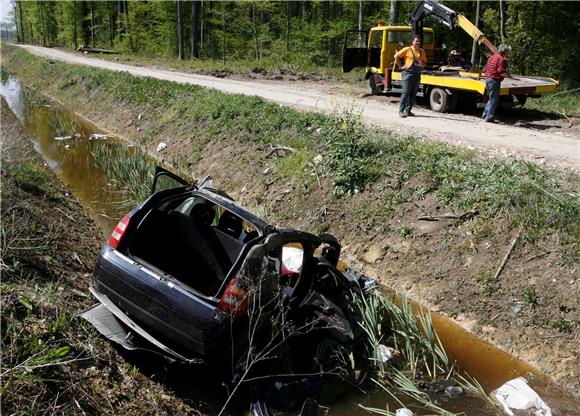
[2,77,577,416]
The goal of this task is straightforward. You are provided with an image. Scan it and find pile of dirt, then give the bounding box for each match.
[0,99,202,416]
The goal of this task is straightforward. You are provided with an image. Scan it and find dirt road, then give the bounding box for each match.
[21,45,579,172]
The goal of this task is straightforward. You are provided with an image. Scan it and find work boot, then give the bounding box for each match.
[399,112,407,118]
[407,110,416,117]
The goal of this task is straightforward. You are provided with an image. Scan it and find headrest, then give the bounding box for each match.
[191,203,215,226]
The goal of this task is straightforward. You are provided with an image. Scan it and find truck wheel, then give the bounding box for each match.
[429,87,450,113]
[369,74,383,95]
[515,95,527,106]
[448,94,459,112]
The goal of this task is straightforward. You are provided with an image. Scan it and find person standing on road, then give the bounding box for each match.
[482,44,512,122]
[394,35,427,118]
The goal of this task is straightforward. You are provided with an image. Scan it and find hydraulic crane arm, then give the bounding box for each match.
[409,0,498,54]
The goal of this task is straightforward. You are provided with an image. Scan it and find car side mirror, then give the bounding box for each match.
[199,175,213,189]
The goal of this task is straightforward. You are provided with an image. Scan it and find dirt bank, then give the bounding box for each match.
[2,46,578,407]
[0,99,202,415]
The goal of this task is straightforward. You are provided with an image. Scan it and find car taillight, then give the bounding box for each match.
[107,215,131,249]
[218,277,247,317]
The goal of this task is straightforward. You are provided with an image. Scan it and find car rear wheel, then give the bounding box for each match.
[429,87,450,113]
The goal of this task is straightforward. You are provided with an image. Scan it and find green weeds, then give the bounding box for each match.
[526,90,580,116]
[3,44,579,264]
[91,143,158,203]
[10,162,50,194]
[354,290,499,415]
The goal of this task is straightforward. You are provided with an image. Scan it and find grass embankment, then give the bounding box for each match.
[2,44,579,398]
[0,99,201,415]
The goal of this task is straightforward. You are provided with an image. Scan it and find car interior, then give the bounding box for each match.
[129,195,258,296]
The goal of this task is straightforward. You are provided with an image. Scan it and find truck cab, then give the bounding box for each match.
[343,25,435,94]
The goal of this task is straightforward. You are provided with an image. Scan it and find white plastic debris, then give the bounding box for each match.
[312,154,323,165]
[89,133,108,140]
[492,377,552,416]
[281,246,303,275]
[156,142,167,152]
[54,135,73,141]
[395,408,414,416]
[445,385,463,398]
[378,344,396,363]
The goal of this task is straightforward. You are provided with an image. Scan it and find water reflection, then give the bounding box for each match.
[0,76,128,237]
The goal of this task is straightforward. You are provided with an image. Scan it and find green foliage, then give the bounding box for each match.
[11,162,50,193]
[526,91,580,116]
[14,1,577,86]
[90,143,157,204]
[325,106,379,197]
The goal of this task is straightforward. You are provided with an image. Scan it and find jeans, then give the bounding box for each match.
[483,78,501,120]
[400,69,421,114]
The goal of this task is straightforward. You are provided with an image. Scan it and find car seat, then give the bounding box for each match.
[217,211,243,239]
[190,203,215,226]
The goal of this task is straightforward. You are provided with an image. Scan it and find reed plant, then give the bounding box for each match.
[91,143,157,203]
[353,290,497,415]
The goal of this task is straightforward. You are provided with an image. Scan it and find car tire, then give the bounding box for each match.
[429,87,450,113]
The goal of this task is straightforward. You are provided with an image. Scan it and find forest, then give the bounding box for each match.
[11,1,580,88]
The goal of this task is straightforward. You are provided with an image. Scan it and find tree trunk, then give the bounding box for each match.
[499,0,507,42]
[358,0,363,30]
[90,1,95,46]
[222,2,226,65]
[177,0,184,60]
[190,0,199,58]
[285,0,290,51]
[199,0,204,55]
[389,0,399,25]
[108,1,115,48]
[471,0,480,66]
[73,1,78,49]
[17,0,24,43]
[252,3,259,60]
[36,1,45,45]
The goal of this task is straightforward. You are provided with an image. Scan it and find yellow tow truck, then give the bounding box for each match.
[342,0,558,113]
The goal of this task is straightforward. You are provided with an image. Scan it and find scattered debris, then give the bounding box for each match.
[395,408,414,416]
[492,377,553,416]
[265,145,296,158]
[493,229,521,280]
[418,210,478,221]
[54,135,73,141]
[511,302,524,315]
[76,45,118,54]
[156,142,167,152]
[89,133,108,140]
[444,385,463,398]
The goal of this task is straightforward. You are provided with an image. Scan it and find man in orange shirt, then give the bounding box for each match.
[394,35,427,118]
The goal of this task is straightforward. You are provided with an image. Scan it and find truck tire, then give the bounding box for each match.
[369,74,383,95]
[429,87,450,113]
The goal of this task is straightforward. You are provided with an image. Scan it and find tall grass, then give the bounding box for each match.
[91,143,157,203]
[354,290,499,415]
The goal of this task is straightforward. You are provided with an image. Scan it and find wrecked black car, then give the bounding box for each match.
[84,167,377,403]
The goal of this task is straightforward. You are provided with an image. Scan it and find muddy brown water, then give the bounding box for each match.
[2,77,577,415]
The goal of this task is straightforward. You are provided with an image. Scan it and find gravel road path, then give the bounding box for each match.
[21,45,579,172]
